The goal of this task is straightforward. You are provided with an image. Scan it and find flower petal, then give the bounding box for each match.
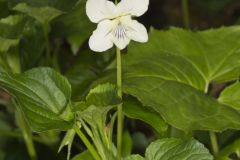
[113,36,130,50]
[121,16,148,43]
[89,20,116,52]
[117,0,149,17]
[86,0,116,23]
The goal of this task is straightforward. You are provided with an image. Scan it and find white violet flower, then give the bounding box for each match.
[86,0,149,52]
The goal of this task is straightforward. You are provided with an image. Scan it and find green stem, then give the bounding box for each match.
[74,126,101,160]
[210,132,219,156]
[116,48,123,160]
[181,0,190,28]
[43,24,51,65]
[15,107,37,160]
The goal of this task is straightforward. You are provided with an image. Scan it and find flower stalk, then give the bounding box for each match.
[116,47,123,160]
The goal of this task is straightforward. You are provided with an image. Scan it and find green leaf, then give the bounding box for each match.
[123,97,168,133]
[0,67,74,132]
[145,138,213,160]
[124,76,240,131]
[13,3,64,24]
[121,27,240,132]
[219,82,240,111]
[125,27,240,90]
[124,155,145,160]
[86,83,121,107]
[71,150,94,160]
[78,83,120,131]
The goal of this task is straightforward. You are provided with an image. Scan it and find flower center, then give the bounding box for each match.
[114,23,127,40]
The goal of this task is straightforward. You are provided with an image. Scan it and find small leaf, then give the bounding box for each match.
[13,3,64,24]
[219,82,240,111]
[71,150,94,160]
[145,138,213,160]
[86,83,121,107]
[79,83,121,134]
[72,101,88,112]
[0,67,74,132]
[124,155,145,160]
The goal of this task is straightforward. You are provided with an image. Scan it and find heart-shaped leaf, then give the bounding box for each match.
[121,27,240,131]
[86,83,121,107]
[124,27,240,91]
[0,67,74,132]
